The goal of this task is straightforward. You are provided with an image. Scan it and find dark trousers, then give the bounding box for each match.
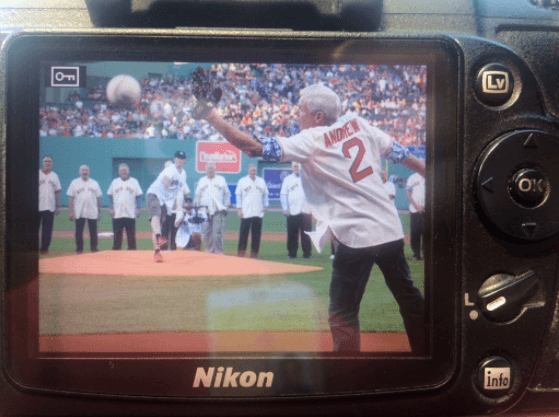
[329,239,426,355]
[238,217,263,258]
[410,212,425,259]
[38,210,55,252]
[286,213,312,258]
[112,218,137,250]
[161,213,177,250]
[75,218,98,253]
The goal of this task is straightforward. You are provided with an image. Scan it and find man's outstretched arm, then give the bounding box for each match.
[205,110,263,158]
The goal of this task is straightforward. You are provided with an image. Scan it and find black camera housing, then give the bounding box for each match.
[1,0,559,416]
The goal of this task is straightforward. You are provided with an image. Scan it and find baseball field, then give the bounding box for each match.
[38,209,424,354]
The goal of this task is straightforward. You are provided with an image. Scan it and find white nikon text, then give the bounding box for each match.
[193,367,274,388]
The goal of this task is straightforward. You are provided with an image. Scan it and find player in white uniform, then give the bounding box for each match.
[145,151,188,262]
[107,163,143,250]
[235,164,269,258]
[165,182,192,250]
[38,156,61,255]
[174,198,206,250]
[160,161,191,251]
[66,165,103,254]
[280,162,312,259]
[196,83,427,354]
[406,171,426,261]
[382,169,397,202]
[194,162,231,255]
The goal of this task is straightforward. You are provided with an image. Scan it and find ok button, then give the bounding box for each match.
[509,168,549,208]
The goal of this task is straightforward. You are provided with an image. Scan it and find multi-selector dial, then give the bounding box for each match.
[477,271,539,322]
[475,130,559,241]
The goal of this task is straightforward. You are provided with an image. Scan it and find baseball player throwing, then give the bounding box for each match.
[145,151,188,262]
[193,79,427,355]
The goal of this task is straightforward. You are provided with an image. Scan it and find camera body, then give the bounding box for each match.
[1,0,559,416]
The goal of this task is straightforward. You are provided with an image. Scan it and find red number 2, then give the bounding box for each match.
[342,137,373,183]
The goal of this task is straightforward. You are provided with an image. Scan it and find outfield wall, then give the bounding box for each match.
[41,137,415,210]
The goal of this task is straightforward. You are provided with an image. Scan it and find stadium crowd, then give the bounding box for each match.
[40,64,427,146]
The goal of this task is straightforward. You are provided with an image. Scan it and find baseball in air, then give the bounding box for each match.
[106,74,141,107]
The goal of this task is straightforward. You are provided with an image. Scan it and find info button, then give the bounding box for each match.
[476,356,514,399]
[475,63,514,106]
[509,167,549,208]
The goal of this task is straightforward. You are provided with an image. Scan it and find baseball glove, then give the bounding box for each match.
[191,66,222,120]
[190,233,202,251]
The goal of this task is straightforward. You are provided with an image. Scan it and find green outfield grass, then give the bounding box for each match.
[41,210,422,334]
[51,208,412,235]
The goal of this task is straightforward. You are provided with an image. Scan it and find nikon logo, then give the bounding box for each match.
[193,367,274,388]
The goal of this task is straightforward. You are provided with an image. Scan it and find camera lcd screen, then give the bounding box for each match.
[5,34,457,398]
[39,60,427,353]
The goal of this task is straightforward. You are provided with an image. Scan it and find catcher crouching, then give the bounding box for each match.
[174,198,207,251]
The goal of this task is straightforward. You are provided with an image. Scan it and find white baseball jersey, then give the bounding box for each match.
[175,210,207,248]
[406,173,425,213]
[280,173,307,215]
[194,175,230,216]
[107,177,143,219]
[235,175,269,218]
[39,170,61,212]
[146,164,187,212]
[66,177,103,219]
[277,114,404,252]
[383,180,397,201]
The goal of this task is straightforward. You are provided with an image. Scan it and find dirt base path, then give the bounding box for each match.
[39,331,411,353]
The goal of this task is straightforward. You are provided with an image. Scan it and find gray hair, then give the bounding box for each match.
[299,84,341,125]
[118,163,130,172]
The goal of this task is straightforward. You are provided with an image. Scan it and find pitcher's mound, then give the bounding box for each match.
[40,251,324,277]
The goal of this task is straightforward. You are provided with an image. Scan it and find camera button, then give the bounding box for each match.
[475,130,559,241]
[509,167,549,208]
[475,63,514,106]
[477,271,539,322]
[476,356,514,398]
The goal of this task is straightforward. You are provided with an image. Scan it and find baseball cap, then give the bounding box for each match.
[174,151,187,159]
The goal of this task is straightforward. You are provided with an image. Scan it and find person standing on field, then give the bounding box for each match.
[235,164,269,258]
[382,169,397,202]
[193,80,427,355]
[67,165,103,254]
[38,156,61,255]
[406,170,425,261]
[107,163,143,250]
[280,161,312,259]
[194,162,231,255]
